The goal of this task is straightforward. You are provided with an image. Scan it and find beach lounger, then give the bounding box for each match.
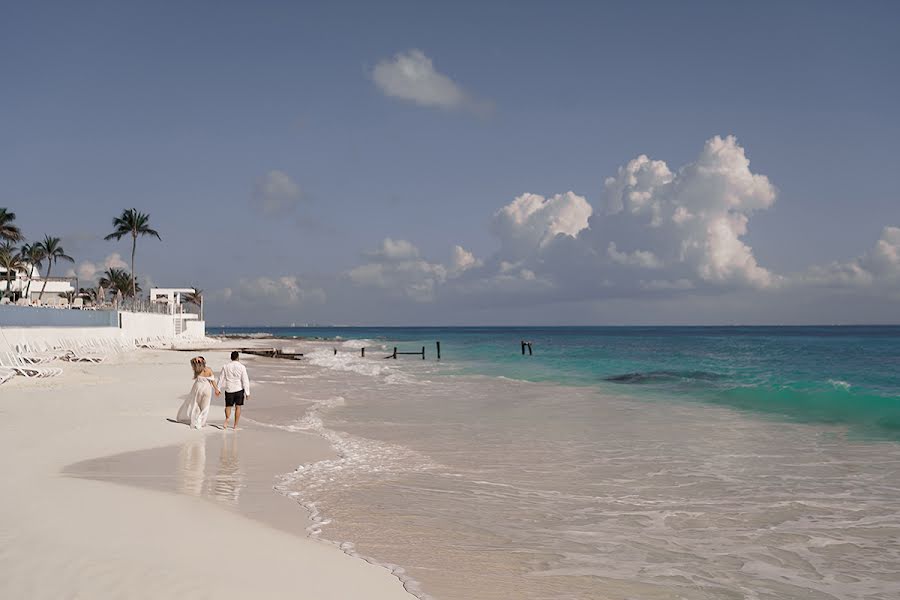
[13,342,66,364]
[1,352,63,378]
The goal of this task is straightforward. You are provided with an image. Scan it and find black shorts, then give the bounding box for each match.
[225,390,245,407]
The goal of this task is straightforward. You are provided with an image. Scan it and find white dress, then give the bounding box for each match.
[176,375,215,429]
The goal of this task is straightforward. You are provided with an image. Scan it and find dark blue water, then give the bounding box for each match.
[218,326,900,439]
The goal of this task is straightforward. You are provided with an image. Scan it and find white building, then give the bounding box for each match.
[150,287,202,336]
[0,264,75,305]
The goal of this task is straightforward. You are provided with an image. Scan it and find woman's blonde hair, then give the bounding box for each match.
[190,357,204,378]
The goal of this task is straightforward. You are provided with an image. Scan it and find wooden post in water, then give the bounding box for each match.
[361,347,365,358]
[392,347,398,359]
[527,342,533,356]
[422,346,426,360]
[333,348,337,355]
[436,341,441,360]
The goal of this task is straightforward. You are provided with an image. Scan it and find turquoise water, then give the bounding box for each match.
[219,326,900,439]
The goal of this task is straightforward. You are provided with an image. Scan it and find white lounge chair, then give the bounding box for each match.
[1,352,63,378]
[0,368,15,385]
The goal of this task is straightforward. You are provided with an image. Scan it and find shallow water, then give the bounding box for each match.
[243,344,900,600]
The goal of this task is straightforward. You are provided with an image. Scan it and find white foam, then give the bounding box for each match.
[256,395,438,600]
[305,349,411,383]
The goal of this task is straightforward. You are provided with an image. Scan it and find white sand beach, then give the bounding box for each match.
[0,346,413,600]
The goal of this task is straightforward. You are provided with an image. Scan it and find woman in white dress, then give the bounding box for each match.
[176,357,221,429]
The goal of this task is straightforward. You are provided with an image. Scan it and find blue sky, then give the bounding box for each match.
[2,1,899,325]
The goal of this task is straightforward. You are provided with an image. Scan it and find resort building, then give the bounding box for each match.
[0,264,75,306]
[150,287,202,337]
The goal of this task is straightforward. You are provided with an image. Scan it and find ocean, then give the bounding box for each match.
[221,326,900,599]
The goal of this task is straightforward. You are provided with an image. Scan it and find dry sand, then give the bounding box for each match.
[0,346,413,599]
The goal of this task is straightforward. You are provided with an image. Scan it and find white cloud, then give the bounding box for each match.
[372,49,490,114]
[342,137,900,317]
[251,170,302,217]
[492,192,592,255]
[72,253,129,283]
[218,275,325,309]
[348,239,484,302]
[803,227,900,288]
[607,242,662,269]
[450,245,481,275]
[591,135,778,289]
[366,238,420,261]
[250,276,324,307]
[435,136,783,304]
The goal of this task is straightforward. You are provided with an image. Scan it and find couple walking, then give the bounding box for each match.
[176,351,250,430]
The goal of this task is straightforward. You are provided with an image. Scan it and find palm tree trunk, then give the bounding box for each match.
[24,265,32,298]
[131,233,137,298]
[38,263,51,300]
[4,271,13,300]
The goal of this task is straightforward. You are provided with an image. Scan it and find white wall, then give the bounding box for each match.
[0,311,206,353]
[119,311,174,339]
[184,320,206,339]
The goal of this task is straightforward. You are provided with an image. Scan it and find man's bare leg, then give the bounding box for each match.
[234,405,241,430]
[224,406,232,430]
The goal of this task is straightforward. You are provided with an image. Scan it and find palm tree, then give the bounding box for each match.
[98,268,139,298]
[183,288,203,320]
[104,209,161,298]
[0,208,23,243]
[0,243,25,300]
[19,242,46,299]
[36,236,74,301]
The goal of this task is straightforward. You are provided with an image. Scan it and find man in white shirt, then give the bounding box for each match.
[217,351,250,430]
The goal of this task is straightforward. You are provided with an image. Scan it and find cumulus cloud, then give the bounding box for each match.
[251,170,302,217]
[803,227,900,288]
[366,237,421,261]
[348,238,484,302]
[450,245,482,275]
[491,192,592,256]
[344,136,899,316]
[70,253,129,282]
[372,49,490,114]
[219,275,326,309]
[589,135,778,289]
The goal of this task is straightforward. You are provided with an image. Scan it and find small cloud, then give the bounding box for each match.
[802,226,900,288]
[372,49,491,114]
[450,245,482,275]
[366,238,420,261]
[73,253,129,283]
[251,170,303,217]
[222,275,325,309]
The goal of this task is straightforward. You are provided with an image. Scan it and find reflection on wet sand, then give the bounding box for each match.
[212,433,244,506]
[174,433,246,507]
[177,438,206,497]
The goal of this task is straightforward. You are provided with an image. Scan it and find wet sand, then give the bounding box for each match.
[0,344,413,600]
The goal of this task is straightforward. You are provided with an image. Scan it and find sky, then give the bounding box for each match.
[2,0,899,326]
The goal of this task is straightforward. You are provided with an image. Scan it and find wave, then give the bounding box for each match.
[711,383,900,437]
[254,396,438,600]
[305,348,410,384]
[604,370,726,384]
